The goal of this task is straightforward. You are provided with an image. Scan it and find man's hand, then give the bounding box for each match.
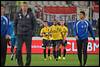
[75,36,78,40]
[40,33,45,37]
[6,35,11,39]
[6,35,11,46]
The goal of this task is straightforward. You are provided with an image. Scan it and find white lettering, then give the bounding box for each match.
[72,42,77,51]
[94,43,99,51]
[66,42,71,51]
[87,42,92,51]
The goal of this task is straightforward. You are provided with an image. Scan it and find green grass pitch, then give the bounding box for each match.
[5,54,99,66]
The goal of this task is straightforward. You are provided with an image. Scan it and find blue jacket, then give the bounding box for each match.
[74,19,95,40]
[1,16,10,37]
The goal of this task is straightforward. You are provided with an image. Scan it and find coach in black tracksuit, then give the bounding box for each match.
[14,2,36,66]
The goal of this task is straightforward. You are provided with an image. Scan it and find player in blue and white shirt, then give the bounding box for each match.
[1,4,11,66]
[74,11,95,66]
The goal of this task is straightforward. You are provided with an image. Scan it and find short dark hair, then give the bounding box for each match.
[80,11,85,16]
[23,2,27,4]
[28,8,32,13]
[1,4,5,8]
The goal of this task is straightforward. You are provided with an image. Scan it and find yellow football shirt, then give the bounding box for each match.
[61,25,68,39]
[50,25,63,40]
[40,27,50,40]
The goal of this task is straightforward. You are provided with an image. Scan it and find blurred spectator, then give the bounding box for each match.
[33,18,44,36]
[34,4,43,19]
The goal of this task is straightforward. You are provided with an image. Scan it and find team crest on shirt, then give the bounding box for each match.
[26,14,30,18]
[19,13,22,19]
[82,25,87,28]
[82,25,83,28]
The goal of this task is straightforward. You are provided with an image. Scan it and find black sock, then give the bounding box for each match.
[58,49,61,57]
[63,48,66,57]
[53,50,56,59]
[48,49,50,57]
[44,48,46,58]
[56,50,59,59]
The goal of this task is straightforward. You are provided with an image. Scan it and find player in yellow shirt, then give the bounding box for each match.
[49,20,62,61]
[58,20,68,60]
[40,21,51,60]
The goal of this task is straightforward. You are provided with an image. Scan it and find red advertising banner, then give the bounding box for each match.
[43,6,77,14]
[7,37,99,54]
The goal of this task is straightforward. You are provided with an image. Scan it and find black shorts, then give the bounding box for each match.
[62,40,67,46]
[43,39,51,47]
[57,40,63,45]
[57,39,67,46]
[51,40,63,47]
